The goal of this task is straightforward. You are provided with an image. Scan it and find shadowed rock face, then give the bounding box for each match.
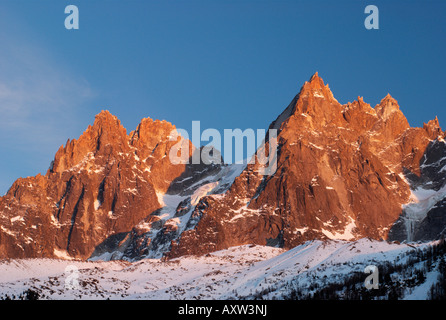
[388,138,446,242]
[1,73,445,261]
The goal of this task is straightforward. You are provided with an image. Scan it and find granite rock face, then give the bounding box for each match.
[0,111,197,259]
[1,73,445,261]
[168,73,446,257]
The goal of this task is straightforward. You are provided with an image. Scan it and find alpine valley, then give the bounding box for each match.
[1,73,445,300]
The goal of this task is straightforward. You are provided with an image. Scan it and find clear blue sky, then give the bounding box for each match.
[0,0,445,194]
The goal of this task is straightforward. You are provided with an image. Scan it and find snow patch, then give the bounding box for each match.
[322,217,356,240]
[313,90,325,98]
[294,227,309,234]
[191,182,219,206]
[10,216,24,224]
[53,249,73,260]
[94,200,101,211]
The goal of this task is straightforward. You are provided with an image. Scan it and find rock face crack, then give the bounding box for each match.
[67,186,85,252]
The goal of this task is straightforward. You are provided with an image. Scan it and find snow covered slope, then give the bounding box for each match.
[0,238,443,300]
[89,163,246,261]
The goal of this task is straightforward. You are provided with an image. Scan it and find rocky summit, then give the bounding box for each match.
[1,73,445,261]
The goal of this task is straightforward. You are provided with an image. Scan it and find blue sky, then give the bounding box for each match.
[0,0,445,194]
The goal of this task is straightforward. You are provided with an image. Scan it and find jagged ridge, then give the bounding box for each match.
[0,73,445,261]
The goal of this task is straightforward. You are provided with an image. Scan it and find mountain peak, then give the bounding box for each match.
[375,93,401,119]
[270,73,341,131]
[423,116,443,139]
[130,116,179,150]
[382,93,397,103]
[299,72,339,107]
[49,110,129,174]
[309,71,320,80]
[92,110,122,129]
[306,71,325,88]
[86,110,128,142]
[97,109,115,118]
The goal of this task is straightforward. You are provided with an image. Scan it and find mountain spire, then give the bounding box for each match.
[307,71,325,89]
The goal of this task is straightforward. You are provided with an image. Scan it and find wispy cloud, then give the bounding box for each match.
[0,14,95,194]
[0,40,94,149]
